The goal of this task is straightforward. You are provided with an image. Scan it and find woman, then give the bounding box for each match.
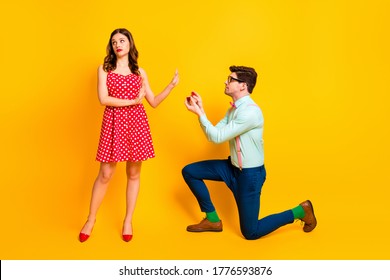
[79,28,179,242]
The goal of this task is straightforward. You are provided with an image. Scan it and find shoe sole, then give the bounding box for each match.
[303,200,317,232]
[186,228,223,233]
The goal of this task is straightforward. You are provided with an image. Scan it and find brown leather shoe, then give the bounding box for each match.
[300,200,317,232]
[187,218,223,232]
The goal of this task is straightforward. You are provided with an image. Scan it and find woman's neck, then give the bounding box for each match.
[116,56,129,68]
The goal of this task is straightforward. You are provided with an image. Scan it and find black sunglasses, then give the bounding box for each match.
[227,76,245,83]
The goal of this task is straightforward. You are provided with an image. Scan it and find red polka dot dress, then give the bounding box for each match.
[96,72,155,163]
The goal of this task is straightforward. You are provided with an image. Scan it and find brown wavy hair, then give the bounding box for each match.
[229,65,257,93]
[103,28,140,75]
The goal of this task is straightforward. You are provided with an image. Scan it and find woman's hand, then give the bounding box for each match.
[133,82,147,105]
[169,69,179,88]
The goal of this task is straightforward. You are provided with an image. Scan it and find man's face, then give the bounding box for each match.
[224,73,245,97]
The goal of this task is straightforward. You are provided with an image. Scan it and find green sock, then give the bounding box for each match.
[206,211,220,222]
[291,205,305,219]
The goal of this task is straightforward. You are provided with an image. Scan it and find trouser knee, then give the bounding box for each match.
[240,225,259,240]
[181,165,193,180]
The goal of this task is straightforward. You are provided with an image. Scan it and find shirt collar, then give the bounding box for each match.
[232,95,251,108]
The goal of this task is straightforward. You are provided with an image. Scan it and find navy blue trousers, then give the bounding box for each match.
[182,158,294,240]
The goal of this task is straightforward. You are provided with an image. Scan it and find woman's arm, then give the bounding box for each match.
[97,65,145,107]
[141,68,179,108]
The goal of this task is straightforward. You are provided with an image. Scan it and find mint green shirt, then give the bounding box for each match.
[199,95,264,168]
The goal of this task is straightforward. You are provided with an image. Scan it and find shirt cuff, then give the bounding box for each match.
[199,114,209,125]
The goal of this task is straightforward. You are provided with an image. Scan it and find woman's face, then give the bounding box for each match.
[111,33,130,58]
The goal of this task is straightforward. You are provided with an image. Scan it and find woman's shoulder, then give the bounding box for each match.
[139,67,146,75]
[98,64,109,74]
[139,67,149,81]
[98,64,105,72]
[97,65,109,79]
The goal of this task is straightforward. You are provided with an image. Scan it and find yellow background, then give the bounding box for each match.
[1,0,389,260]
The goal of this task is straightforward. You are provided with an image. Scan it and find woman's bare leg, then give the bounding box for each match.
[80,162,117,235]
[122,161,142,236]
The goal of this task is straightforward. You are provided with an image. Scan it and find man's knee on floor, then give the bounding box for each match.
[241,228,259,240]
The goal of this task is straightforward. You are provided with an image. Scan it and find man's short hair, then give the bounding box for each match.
[229,65,257,93]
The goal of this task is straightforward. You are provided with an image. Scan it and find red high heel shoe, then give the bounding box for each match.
[79,232,90,242]
[122,223,133,242]
[122,234,133,242]
[79,220,95,242]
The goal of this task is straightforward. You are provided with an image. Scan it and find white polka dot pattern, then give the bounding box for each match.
[96,72,155,162]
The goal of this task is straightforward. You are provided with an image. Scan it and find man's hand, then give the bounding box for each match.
[185,91,205,117]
